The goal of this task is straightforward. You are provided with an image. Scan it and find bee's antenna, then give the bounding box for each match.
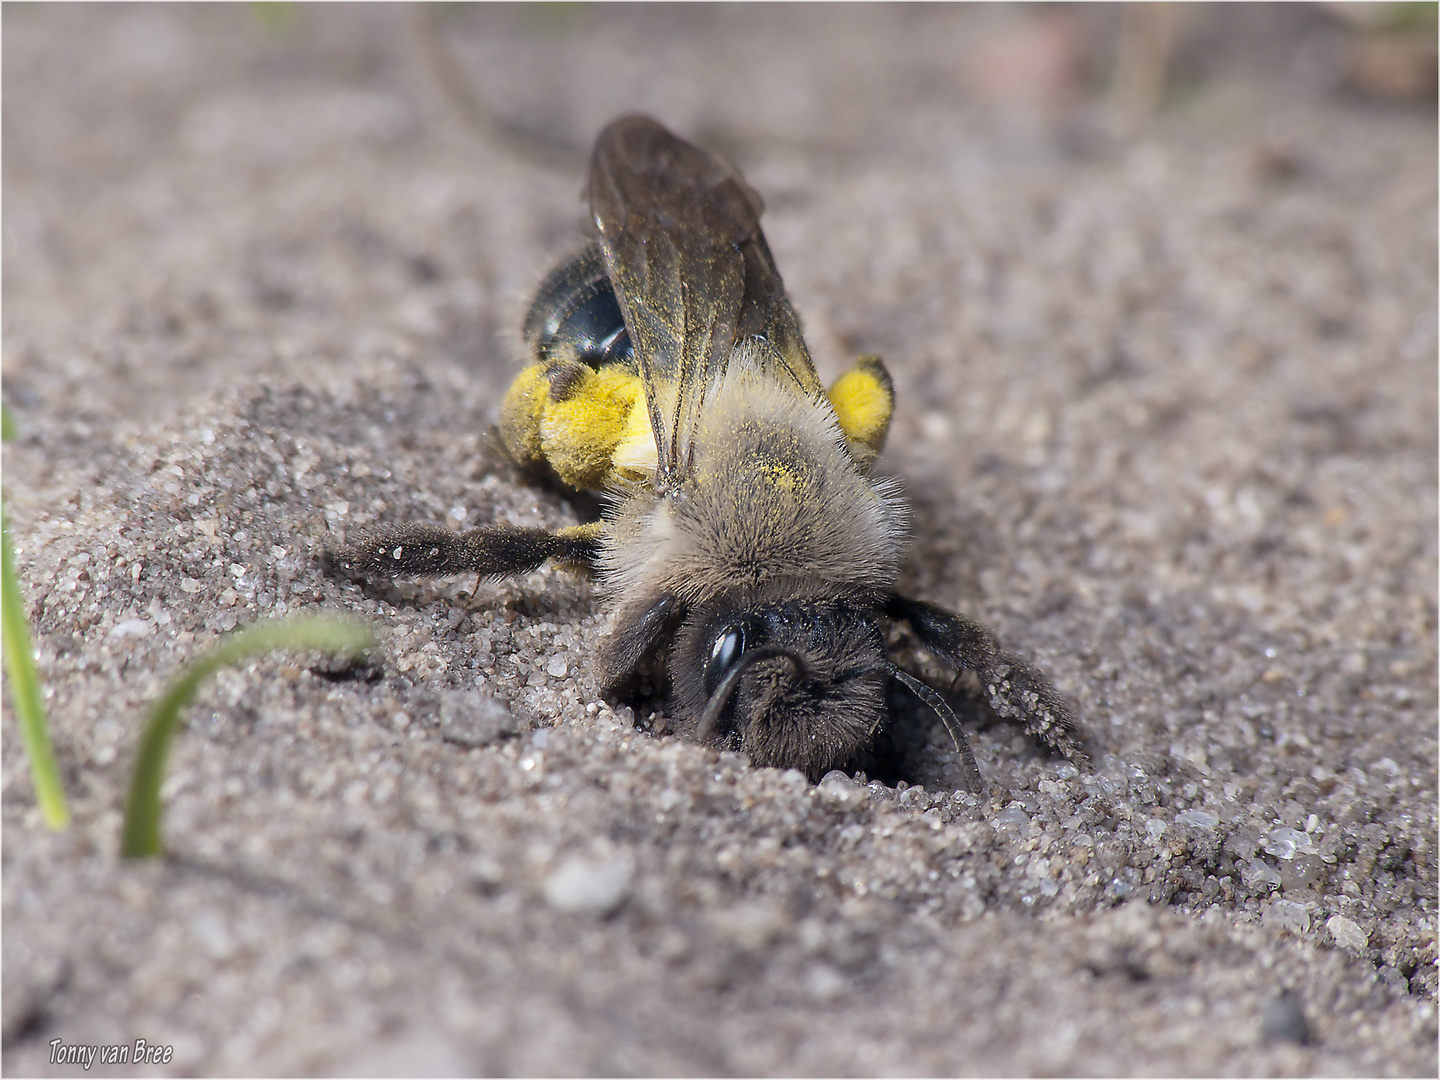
[884,665,984,793]
[696,646,807,744]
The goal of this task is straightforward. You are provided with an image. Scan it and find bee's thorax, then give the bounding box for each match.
[601,366,907,608]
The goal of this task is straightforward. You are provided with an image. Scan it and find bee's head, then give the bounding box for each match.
[670,596,890,780]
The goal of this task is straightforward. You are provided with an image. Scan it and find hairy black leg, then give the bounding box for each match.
[326,521,603,579]
[594,593,683,693]
[886,594,1084,763]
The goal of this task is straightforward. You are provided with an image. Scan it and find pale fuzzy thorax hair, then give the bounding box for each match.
[600,366,908,606]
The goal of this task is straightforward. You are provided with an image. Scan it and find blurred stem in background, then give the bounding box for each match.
[1111,0,1437,127]
[248,1,298,38]
[1328,1,1438,98]
[1112,3,1187,127]
[411,2,581,169]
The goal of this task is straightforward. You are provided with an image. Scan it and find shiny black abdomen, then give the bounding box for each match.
[523,242,634,369]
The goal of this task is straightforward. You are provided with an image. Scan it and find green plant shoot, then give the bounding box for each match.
[2,404,70,830]
[121,614,375,858]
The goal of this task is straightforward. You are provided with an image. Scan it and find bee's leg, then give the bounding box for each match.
[594,593,684,694]
[827,355,894,472]
[886,594,1085,764]
[327,521,603,580]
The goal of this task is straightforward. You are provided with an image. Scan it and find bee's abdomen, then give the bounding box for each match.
[523,242,633,369]
[539,285,633,368]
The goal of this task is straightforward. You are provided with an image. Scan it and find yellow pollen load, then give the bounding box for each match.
[501,354,892,489]
[497,363,550,469]
[539,366,643,489]
[610,386,659,479]
[828,361,893,456]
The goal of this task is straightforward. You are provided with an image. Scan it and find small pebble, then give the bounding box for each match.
[817,771,868,808]
[1281,854,1322,893]
[804,962,849,1002]
[1326,914,1368,951]
[1175,809,1218,829]
[1246,859,1282,891]
[439,691,522,748]
[1378,966,1408,992]
[993,805,1030,832]
[543,854,634,917]
[1262,899,1310,935]
[1264,826,1313,860]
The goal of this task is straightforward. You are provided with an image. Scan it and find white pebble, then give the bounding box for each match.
[804,962,849,1002]
[1175,809,1218,829]
[817,771,868,807]
[1262,899,1311,935]
[993,805,1030,831]
[543,853,634,917]
[1245,859,1282,890]
[1264,826,1312,860]
[1326,914,1369,951]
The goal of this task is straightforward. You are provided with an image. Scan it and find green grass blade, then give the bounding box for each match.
[2,403,70,830]
[120,614,376,859]
[2,498,70,830]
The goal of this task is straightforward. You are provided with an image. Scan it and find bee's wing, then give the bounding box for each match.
[589,115,823,487]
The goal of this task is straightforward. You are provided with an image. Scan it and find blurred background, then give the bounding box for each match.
[2,6,1435,1075]
[5,2,1435,439]
[6,3,1435,410]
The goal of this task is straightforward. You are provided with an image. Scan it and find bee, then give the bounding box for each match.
[330,115,1082,787]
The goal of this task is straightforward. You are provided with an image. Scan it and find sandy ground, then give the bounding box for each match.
[3,4,1435,1076]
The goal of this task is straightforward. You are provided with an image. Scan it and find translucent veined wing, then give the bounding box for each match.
[588,115,823,489]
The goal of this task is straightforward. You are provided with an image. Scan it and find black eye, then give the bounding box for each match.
[703,618,764,698]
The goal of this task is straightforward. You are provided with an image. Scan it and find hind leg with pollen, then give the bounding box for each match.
[827,355,894,472]
[497,360,652,490]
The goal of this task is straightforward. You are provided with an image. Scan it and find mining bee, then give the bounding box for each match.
[330,115,1082,787]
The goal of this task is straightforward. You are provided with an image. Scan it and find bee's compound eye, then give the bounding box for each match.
[709,627,742,676]
[703,617,764,698]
